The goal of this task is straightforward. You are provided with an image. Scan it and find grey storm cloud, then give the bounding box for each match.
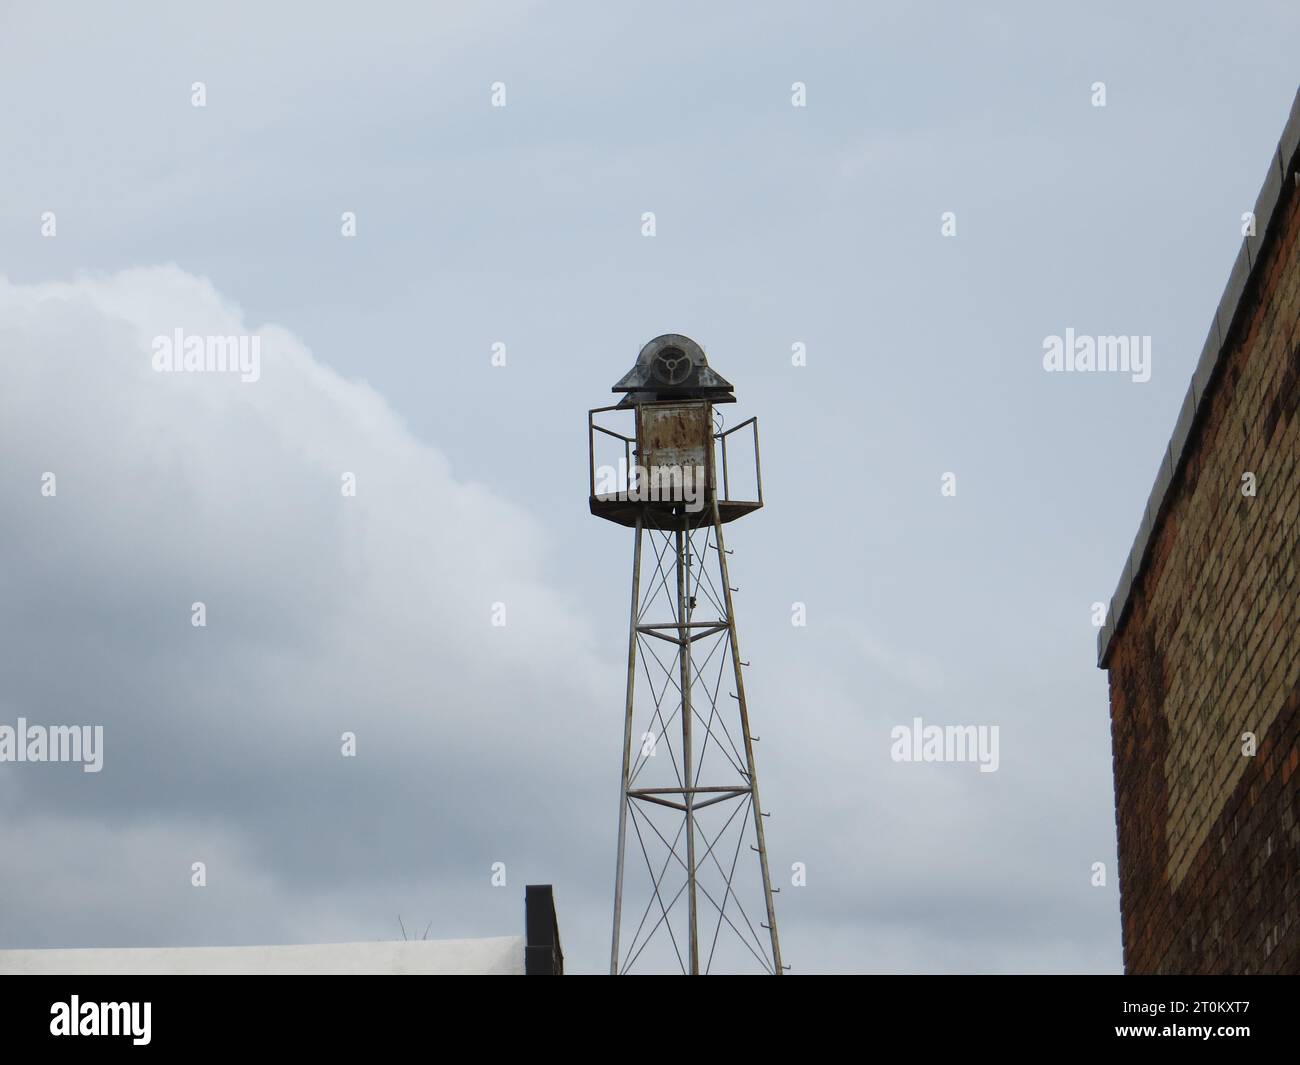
[0,268,619,956]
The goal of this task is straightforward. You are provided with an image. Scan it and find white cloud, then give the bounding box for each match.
[0,266,617,953]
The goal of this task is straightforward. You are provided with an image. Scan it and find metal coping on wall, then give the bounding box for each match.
[1097,85,1300,669]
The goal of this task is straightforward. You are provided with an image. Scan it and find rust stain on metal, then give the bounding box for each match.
[639,402,708,471]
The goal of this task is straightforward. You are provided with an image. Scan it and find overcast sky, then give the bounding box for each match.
[1,1,1297,974]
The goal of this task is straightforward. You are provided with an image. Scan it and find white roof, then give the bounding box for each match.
[0,936,526,976]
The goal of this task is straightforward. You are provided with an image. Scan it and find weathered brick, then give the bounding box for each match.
[1101,122,1300,974]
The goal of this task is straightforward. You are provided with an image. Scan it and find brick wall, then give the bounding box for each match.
[1103,163,1299,974]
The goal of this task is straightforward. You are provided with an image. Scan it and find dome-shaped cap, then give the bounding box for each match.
[612,334,735,405]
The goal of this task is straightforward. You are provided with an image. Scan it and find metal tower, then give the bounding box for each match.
[588,334,783,975]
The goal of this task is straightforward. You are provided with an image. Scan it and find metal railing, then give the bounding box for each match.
[587,404,762,505]
[715,416,762,506]
[588,404,634,498]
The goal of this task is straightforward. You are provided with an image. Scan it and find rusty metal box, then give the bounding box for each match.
[635,401,713,501]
